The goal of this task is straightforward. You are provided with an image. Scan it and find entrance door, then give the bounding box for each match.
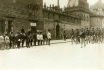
[0,20,5,34]
[31,26,36,33]
[8,21,12,33]
[56,24,60,39]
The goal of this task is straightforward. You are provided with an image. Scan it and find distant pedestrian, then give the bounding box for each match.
[76,29,80,44]
[63,31,66,41]
[33,32,37,46]
[5,34,10,49]
[40,32,43,45]
[21,26,25,33]
[71,29,75,45]
[17,32,21,49]
[85,28,90,44]
[37,32,40,46]
[80,28,86,48]
[0,34,5,50]
[43,32,47,45]
[47,30,51,45]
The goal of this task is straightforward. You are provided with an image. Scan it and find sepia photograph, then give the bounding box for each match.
[0,0,104,70]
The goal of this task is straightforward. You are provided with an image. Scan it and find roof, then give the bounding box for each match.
[90,0,104,9]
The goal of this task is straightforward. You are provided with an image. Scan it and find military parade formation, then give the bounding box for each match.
[71,28,104,48]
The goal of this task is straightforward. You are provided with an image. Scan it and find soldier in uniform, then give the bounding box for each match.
[37,32,40,46]
[43,32,47,45]
[71,29,75,45]
[26,33,30,48]
[98,28,102,43]
[86,28,90,44]
[63,31,66,41]
[17,32,21,49]
[80,28,86,48]
[33,32,37,46]
[90,28,95,44]
[75,29,80,44]
[5,34,10,50]
[9,32,14,49]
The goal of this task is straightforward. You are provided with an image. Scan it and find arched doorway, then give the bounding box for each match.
[56,24,60,39]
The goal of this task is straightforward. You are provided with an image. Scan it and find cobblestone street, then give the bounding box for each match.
[0,42,104,70]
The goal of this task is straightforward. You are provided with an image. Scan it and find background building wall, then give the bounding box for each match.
[90,17,102,28]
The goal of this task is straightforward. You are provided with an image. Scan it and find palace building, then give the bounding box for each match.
[90,0,104,29]
[0,0,91,39]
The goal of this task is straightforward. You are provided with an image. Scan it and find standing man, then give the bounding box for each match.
[63,31,66,41]
[5,34,10,50]
[47,30,51,45]
[86,28,90,44]
[0,34,5,50]
[33,32,37,46]
[17,32,21,49]
[37,32,40,46]
[71,29,75,45]
[43,32,47,45]
[75,29,80,44]
[21,26,25,33]
[40,32,43,45]
[80,28,86,48]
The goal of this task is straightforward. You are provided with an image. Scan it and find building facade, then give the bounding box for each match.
[0,0,43,34]
[90,0,104,29]
[0,0,91,39]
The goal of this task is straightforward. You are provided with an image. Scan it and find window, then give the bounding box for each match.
[13,0,16,3]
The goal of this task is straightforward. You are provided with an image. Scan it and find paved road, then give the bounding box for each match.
[0,42,104,70]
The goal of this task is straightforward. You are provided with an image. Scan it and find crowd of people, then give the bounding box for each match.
[0,26,51,50]
[71,28,104,48]
[0,26,104,50]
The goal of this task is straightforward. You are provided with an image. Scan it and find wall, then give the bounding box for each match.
[90,16,102,28]
[0,0,43,34]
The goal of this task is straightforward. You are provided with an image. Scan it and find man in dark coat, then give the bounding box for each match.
[33,32,37,46]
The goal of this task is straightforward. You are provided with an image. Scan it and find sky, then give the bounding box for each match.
[43,0,104,7]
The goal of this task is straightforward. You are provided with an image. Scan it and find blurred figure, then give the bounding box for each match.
[33,32,37,46]
[43,32,47,45]
[75,29,80,44]
[26,33,30,48]
[37,32,40,46]
[0,34,5,50]
[29,33,33,46]
[21,26,25,33]
[5,33,10,50]
[17,32,21,49]
[71,29,75,45]
[47,30,51,45]
[80,28,86,48]
[63,31,66,41]
[85,28,90,44]
[40,32,43,45]
[9,32,14,49]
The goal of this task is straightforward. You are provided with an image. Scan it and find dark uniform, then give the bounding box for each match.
[86,29,90,44]
[76,29,80,44]
[80,30,86,48]
[90,29,95,44]
[71,29,75,45]
[33,32,37,46]
[17,33,21,49]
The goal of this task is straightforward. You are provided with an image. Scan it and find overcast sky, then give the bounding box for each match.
[43,0,104,7]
